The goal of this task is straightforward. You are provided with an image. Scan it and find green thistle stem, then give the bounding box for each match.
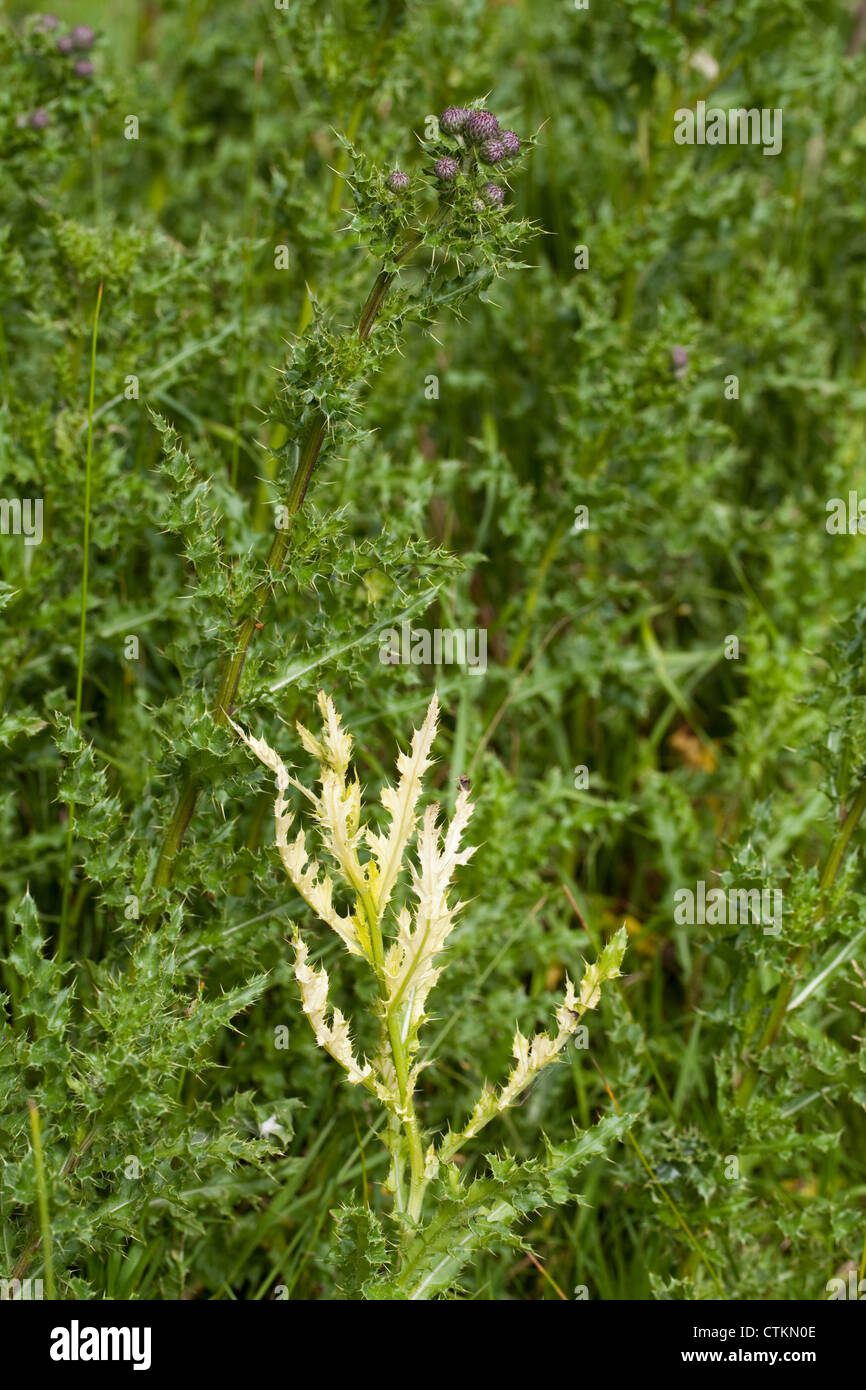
[28,1099,56,1300]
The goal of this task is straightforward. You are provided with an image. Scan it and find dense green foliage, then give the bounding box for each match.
[2,0,866,1300]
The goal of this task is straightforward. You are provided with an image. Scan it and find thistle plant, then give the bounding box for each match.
[233,693,629,1297]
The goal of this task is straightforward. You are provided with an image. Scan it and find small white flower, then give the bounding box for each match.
[259,1114,286,1141]
[689,49,720,81]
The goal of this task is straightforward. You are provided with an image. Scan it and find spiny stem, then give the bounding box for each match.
[28,1099,56,1300]
[58,280,103,962]
[356,889,427,1223]
[386,1008,426,1224]
[214,417,327,724]
[151,778,200,892]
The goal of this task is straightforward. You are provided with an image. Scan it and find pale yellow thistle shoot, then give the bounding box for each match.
[232,692,626,1223]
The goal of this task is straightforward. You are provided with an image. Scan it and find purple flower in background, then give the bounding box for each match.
[29,108,50,129]
[70,24,95,50]
[465,110,500,144]
[74,59,94,77]
[386,169,411,193]
[56,33,74,53]
[671,345,689,379]
[434,156,460,182]
[440,107,469,135]
[34,13,60,30]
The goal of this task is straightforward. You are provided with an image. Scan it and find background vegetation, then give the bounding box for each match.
[2,0,866,1299]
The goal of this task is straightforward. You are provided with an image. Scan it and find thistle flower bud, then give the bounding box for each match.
[56,33,74,53]
[34,13,60,30]
[479,137,507,165]
[74,59,94,77]
[481,182,505,207]
[671,345,689,379]
[386,169,410,193]
[434,156,459,182]
[440,106,470,135]
[500,129,521,157]
[70,24,95,50]
[465,110,500,144]
[29,108,50,130]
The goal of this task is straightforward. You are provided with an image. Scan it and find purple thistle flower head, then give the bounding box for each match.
[29,108,50,130]
[671,345,689,379]
[56,33,74,53]
[70,24,95,51]
[434,156,459,182]
[465,110,500,144]
[501,130,520,157]
[480,137,507,166]
[386,169,410,193]
[34,14,60,31]
[481,182,505,207]
[74,59,94,77]
[440,106,469,135]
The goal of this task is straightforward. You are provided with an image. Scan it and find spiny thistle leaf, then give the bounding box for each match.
[366,692,440,915]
